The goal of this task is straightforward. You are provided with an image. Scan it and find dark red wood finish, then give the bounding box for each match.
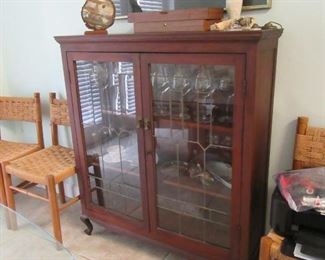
[56,29,282,260]
[140,53,245,259]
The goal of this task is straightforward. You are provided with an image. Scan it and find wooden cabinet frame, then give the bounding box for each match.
[56,30,282,259]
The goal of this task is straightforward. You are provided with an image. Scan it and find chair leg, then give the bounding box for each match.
[58,182,66,204]
[0,166,8,206]
[2,163,17,230]
[47,175,63,244]
[259,235,273,260]
[93,160,105,207]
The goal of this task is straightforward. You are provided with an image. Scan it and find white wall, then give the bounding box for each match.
[1,0,325,228]
[0,0,5,95]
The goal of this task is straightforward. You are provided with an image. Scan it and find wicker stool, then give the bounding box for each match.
[259,116,325,260]
[3,93,78,244]
[0,93,44,205]
[259,231,296,260]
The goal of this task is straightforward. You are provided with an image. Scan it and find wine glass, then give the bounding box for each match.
[218,77,233,92]
[219,93,234,127]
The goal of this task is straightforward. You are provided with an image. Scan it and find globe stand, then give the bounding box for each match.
[84,30,108,35]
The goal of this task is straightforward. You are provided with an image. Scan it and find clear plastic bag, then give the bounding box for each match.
[275,167,325,214]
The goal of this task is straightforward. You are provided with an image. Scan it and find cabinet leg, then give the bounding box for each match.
[80,215,93,235]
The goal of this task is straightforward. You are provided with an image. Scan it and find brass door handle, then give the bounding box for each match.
[136,118,144,129]
[144,118,151,131]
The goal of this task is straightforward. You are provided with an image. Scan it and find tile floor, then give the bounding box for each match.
[1,189,187,260]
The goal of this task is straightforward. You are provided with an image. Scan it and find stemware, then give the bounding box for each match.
[218,77,234,92]
[195,66,212,93]
[216,93,234,127]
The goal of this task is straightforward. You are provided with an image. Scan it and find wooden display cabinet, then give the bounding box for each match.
[56,29,282,259]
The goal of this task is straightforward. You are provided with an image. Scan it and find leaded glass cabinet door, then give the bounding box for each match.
[67,53,147,226]
[141,54,245,254]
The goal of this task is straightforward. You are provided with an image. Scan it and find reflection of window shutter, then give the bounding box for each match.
[76,61,136,124]
[138,0,163,11]
[120,62,136,114]
[113,0,168,16]
[76,61,103,126]
[113,0,122,16]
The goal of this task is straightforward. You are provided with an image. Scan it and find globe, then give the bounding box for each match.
[81,0,116,31]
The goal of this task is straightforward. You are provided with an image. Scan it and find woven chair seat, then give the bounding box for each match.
[0,140,41,163]
[267,231,295,260]
[6,145,75,185]
[294,127,325,167]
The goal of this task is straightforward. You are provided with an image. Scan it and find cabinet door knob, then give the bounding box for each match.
[144,118,151,131]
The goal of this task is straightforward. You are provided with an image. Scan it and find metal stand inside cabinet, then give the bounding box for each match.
[56,29,282,260]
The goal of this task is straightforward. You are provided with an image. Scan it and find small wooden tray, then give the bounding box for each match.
[134,19,219,33]
[128,7,223,23]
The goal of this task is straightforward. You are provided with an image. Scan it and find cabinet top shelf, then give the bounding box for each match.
[55,29,283,45]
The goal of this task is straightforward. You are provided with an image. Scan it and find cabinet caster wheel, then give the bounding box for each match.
[80,215,93,236]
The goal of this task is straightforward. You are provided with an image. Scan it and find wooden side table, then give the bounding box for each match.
[259,231,296,260]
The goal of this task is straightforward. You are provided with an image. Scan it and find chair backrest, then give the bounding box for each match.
[293,116,325,169]
[0,92,44,148]
[49,93,70,146]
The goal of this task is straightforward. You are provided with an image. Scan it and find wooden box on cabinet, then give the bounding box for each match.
[56,29,282,259]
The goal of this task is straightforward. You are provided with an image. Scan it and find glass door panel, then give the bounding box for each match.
[75,60,143,221]
[151,63,234,248]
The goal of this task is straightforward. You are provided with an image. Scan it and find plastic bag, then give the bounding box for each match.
[275,167,325,214]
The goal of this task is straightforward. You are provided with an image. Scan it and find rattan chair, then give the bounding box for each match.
[0,93,44,206]
[259,116,325,260]
[3,93,79,244]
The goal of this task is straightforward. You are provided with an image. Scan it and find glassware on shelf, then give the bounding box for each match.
[210,134,233,147]
[211,93,234,127]
[218,77,234,92]
[192,103,216,124]
[192,66,219,124]
[195,66,212,92]
[206,161,232,189]
[194,171,215,186]
[188,163,202,178]
[152,65,193,119]
[187,163,214,186]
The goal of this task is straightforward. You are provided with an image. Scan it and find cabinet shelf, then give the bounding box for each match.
[155,117,232,135]
[157,205,229,227]
[102,109,136,119]
[157,206,230,248]
[161,174,231,201]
